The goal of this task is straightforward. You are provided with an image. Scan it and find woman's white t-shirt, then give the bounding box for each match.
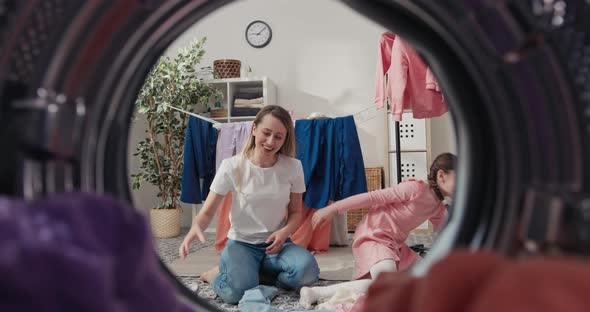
[209,154,306,244]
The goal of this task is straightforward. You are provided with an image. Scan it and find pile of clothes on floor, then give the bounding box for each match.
[0,193,193,312]
[239,285,365,312]
[4,192,590,311]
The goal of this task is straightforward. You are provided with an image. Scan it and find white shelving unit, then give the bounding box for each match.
[387,112,432,183]
[387,111,433,232]
[203,76,277,122]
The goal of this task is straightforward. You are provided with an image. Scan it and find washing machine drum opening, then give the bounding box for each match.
[1,0,590,311]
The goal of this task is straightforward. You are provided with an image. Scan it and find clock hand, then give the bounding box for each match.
[256,26,267,35]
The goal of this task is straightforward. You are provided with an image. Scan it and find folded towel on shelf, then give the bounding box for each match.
[234,103,264,109]
[234,91,263,100]
[234,97,264,105]
[232,107,261,117]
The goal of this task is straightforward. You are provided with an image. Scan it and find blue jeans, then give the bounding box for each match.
[211,239,320,304]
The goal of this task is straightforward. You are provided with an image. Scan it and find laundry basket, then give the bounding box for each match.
[347,167,383,232]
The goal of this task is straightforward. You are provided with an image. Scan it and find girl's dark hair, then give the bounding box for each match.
[427,153,457,201]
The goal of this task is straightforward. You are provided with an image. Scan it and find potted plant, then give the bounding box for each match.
[131,37,220,238]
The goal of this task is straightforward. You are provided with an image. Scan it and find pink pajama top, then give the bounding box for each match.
[374,32,396,109]
[389,38,448,121]
[335,179,446,279]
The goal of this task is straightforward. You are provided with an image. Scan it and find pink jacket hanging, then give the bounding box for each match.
[374,32,396,109]
[389,38,447,121]
[425,67,441,92]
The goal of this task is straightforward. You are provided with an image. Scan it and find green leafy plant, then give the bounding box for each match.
[131,37,221,209]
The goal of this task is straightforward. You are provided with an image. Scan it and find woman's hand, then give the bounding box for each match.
[179,224,206,259]
[311,205,338,230]
[265,229,290,255]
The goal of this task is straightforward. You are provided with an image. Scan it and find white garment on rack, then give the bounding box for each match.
[330,212,349,246]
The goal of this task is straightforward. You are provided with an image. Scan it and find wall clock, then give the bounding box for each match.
[245,20,272,48]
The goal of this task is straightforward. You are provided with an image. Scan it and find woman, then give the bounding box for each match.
[179,105,319,304]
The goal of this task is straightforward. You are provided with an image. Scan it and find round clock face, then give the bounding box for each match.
[245,20,272,48]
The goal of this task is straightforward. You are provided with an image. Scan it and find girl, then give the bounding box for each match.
[299,153,456,308]
[179,105,320,304]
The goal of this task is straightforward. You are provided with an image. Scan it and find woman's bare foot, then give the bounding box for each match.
[199,265,219,284]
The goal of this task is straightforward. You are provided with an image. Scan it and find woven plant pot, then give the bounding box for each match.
[213,59,241,78]
[150,207,182,238]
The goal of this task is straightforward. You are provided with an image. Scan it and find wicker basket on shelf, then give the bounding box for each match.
[210,108,228,118]
[213,59,241,78]
[347,167,383,232]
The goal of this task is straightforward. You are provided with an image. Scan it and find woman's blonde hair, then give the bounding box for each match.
[235,105,295,192]
[241,105,296,157]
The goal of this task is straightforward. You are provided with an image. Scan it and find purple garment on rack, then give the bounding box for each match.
[0,192,192,312]
[216,121,253,170]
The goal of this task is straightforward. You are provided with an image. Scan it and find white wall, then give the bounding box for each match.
[128,0,457,227]
[166,0,389,167]
[431,113,457,159]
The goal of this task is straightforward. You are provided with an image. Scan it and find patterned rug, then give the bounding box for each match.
[156,228,436,311]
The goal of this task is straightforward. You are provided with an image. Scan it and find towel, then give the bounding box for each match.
[234,97,264,106]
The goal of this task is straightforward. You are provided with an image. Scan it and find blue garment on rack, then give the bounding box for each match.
[180,116,218,204]
[295,116,368,208]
